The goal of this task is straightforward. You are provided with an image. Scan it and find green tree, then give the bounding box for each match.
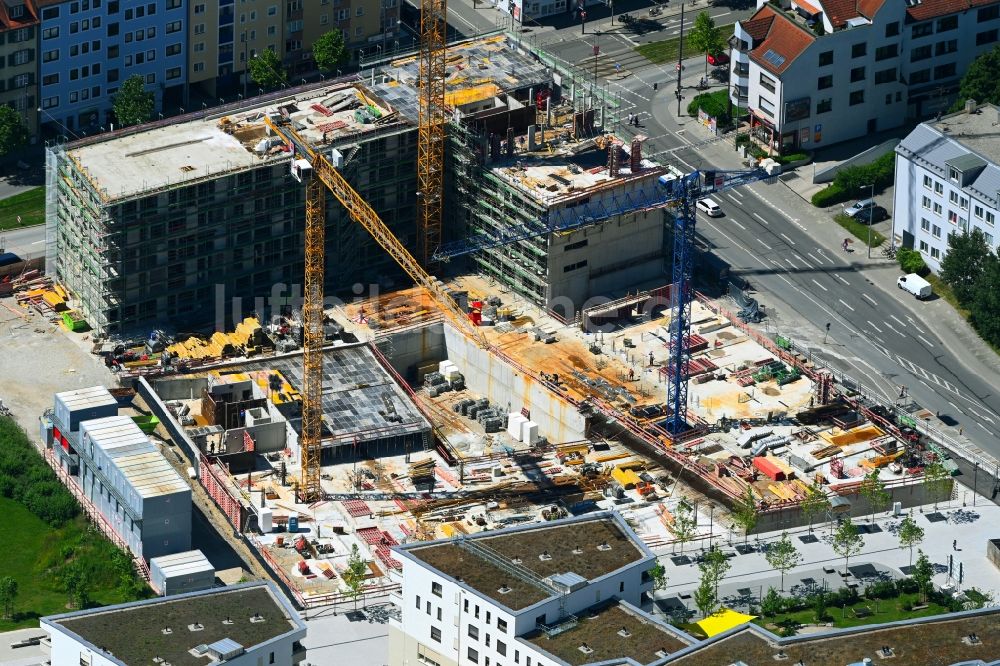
[940,228,991,304]
[897,514,925,566]
[859,470,890,524]
[831,518,864,574]
[760,586,783,617]
[112,74,154,128]
[922,460,953,510]
[701,545,731,598]
[970,251,1000,347]
[0,576,18,620]
[342,543,368,609]
[800,484,832,533]
[897,247,929,276]
[954,44,1000,109]
[912,549,934,603]
[648,561,668,591]
[248,47,288,89]
[313,29,348,73]
[61,562,90,609]
[687,12,724,81]
[693,566,719,619]
[731,487,758,546]
[0,106,29,156]
[672,499,698,554]
[764,532,802,592]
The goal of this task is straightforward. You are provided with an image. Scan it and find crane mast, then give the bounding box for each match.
[417,0,448,266]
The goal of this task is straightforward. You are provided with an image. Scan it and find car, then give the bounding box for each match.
[843,198,877,217]
[696,198,723,217]
[707,52,730,66]
[853,205,889,224]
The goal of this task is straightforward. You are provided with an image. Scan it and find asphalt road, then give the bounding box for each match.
[1,223,45,259]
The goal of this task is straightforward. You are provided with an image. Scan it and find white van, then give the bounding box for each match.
[897,273,932,299]
[697,198,723,217]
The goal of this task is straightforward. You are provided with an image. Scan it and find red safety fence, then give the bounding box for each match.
[199,453,244,532]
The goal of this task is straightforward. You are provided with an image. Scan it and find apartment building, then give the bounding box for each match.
[892,103,1000,272]
[729,0,1000,151]
[36,0,186,136]
[388,512,694,666]
[0,0,39,140]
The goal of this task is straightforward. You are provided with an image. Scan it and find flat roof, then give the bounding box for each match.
[933,104,1000,166]
[66,81,401,203]
[55,385,118,410]
[525,603,691,666]
[44,583,302,666]
[81,416,189,498]
[404,515,647,610]
[664,608,1000,666]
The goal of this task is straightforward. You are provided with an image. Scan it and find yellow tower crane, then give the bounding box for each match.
[417,0,448,266]
[263,116,485,503]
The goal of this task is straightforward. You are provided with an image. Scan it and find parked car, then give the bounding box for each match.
[853,205,889,224]
[843,198,877,218]
[707,52,730,66]
[897,273,932,299]
[696,198,724,217]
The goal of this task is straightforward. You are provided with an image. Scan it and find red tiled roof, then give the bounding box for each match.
[857,0,887,17]
[0,0,39,31]
[795,0,823,15]
[817,0,861,27]
[741,5,778,41]
[907,0,1000,20]
[748,11,816,75]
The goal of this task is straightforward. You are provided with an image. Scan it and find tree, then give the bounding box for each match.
[0,576,18,620]
[701,545,731,598]
[0,106,29,157]
[113,74,154,128]
[648,561,668,591]
[800,484,832,533]
[760,586,783,618]
[970,251,1000,347]
[897,247,928,276]
[313,29,348,73]
[831,518,864,575]
[672,499,698,553]
[61,563,90,609]
[912,549,934,603]
[897,514,925,566]
[248,47,288,89]
[859,470,890,524]
[693,567,719,619]
[342,543,368,609]
[940,228,991,304]
[731,487,758,546]
[954,44,1000,110]
[922,460,953,510]
[764,532,802,591]
[687,12,725,81]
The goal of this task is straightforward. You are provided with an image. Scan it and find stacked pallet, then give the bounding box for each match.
[810,444,842,459]
[409,458,436,486]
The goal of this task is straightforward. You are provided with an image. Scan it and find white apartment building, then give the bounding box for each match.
[892,103,1000,271]
[729,0,1000,151]
[388,512,694,666]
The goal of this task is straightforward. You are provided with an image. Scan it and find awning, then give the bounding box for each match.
[695,608,758,637]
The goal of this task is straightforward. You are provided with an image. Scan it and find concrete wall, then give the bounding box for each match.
[224,422,287,453]
[137,376,200,464]
[380,323,449,384]
[442,325,588,444]
[152,376,208,401]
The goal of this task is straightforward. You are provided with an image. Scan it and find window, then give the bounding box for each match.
[949,190,959,204]
[42,26,59,39]
[269,4,278,14]
[849,90,864,105]
[975,204,985,219]
[485,634,490,647]
[468,648,479,664]
[758,96,774,116]
[166,67,181,80]
[949,210,958,224]
[817,74,833,89]
[437,607,442,621]
[166,43,182,56]
[69,91,78,102]
[922,196,931,209]
[977,29,998,45]
[42,73,59,85]
[934,63,956,79]
[337,8,349,19]
[817,98,832,113]
[43,49,59,62]
[912,21,933,37]
[932,224,942,238]
[431,582,442,597]
[921,218,931,231]
[498,642,507,657]
[919,240,929,252]
[194,23,205,34]
[564,260,588,272]
[431,627,442,643]
[194,3,205,12]
[194,42,205,52]
[475,605,480,619]
[875,44,897,60]
[193,62,205,72]
[936,39,958,55]
[987,211,996,225]
[166,20,182,33]
[321,13,329,23]
[469,625,479,640]
[70,21,78,34]
[935,181,944,194]
[42,96,58,109]
[167,0,182,7]
[931,247,940,259]
[850,66,865,82]
[146,49,155,61]
[885,21,899,36]
[851,42,866,58]
[986,231,995,244]
[934,202,943,214]
[42,6,58,19]
[497,619,508,632]
[948,167,959,182]
[759,73,776,93]
[938,15,958,31]
[107,22,118,36]
[875,68,896,84]
[13,49,30,65]
[911,45,932,62]
[415,595,421,609]
[961,196,969,210]
[145,73,155,84]
[923,175,933,189]
[979,5,1000,21]
[356,5,364,14]
[354,26,362,36]
[819,50,833,66]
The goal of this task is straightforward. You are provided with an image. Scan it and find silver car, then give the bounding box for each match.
[843,198,876,217]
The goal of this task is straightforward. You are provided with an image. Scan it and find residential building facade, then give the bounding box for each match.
[730,0,1000,151]
[892,103,1000,271]
[0,0,39,140]
[37,0,186,136]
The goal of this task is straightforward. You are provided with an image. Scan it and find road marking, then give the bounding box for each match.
[780,232,795,245]
[862,294,878,306]
[838,299,855,311]
[917,333,935,347]
[906,316,927,335]
[756,238,772,249]
[884,321,905,336]
[796,252,815,267]
[731,219,746,230]
[787,258,800,270]
[890,314,907,327]
[31,239,45,245]
[919,379,932,389]
[816,248,834,265]
[730,189,744,200]
[948,400,962,413]
[835,274,850,285]
[811,279,828,292]
[806,251,821,265]
[867,320,884,333]
[753,212,769,225]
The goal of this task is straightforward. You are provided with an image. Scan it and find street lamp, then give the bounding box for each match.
[864,183,875,258]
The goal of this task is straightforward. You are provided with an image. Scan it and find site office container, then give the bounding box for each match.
[150,550,214,595]
[54,386,118,432]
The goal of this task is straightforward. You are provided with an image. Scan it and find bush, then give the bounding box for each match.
[686,90,731,122]
[761,587,784,617]
[811,183,850,208]
[0,417,79,527]
[901,600,914,611]
[833,152,895,194]
[897,247,929,276]
[777,152,809,165]
[864,580,899,600]
[897,578,919,595]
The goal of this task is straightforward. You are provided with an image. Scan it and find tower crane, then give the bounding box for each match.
[417,0,448,266]
[262,116,486,502]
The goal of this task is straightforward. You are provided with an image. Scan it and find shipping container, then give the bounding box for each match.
[53,386,118,432]
[149,549,215,596]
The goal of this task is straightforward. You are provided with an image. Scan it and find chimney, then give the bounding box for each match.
[965,98,977,114]
[630,138,642,171]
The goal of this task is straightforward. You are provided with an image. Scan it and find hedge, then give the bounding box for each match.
[686,90,731,122]
[811,183,849,207]
[897,247,929,276]
[811,151,895,208]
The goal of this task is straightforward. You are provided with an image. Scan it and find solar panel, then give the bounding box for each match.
[763,49,786,67]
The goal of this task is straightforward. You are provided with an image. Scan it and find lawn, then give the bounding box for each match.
[635,24,736,65]
[754,592,950,633]
[0,186,45,231]
[834,213,886,248]
[924,273,971,319]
